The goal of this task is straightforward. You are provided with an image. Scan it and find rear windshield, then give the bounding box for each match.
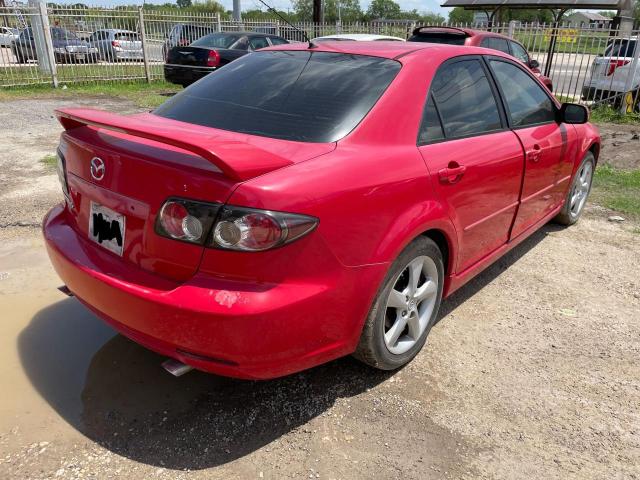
[191,33,239,48]
[154,51,401,143]
[408,32,466,45]
[114,32,139,41]
[605,39,637,57]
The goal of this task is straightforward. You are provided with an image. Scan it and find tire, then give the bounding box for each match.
[354,237,444,370]
[554,152,595,226]
[14,48,24,64]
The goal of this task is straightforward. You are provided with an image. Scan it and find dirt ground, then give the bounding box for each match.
[0,98,638,480]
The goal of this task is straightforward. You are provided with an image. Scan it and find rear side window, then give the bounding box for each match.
[418,94,445,143]
[192,33,239,48]
[489,60,555,127]
[481,37,510,54]
[249,36,270,50]
[155,51,401,143]
[408,32,466,45]
[423,59,502,140]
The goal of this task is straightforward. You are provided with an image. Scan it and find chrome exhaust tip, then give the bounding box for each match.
[58,285,74,297]
[161,358,193,377]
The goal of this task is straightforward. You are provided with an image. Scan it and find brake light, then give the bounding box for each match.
[111,40,121,48]
[206,49,220,67]
[212,206,317,252]
[155,200,318,250]
[156,199,220,245]
[606,59,630,76]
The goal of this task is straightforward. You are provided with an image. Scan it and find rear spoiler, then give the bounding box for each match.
[55,108,294,181]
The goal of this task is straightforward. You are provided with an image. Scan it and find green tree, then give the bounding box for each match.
[176,0,193,7]
[367,0,401,19]
[447,7,473,24]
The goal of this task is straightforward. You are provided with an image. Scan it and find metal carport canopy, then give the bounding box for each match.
[441,0,620,8]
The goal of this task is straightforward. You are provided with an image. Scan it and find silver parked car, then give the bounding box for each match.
[0,27,20,47]
[88,29,143,61]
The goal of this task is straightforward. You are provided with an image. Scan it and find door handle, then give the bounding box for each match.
[527,144,542,162]
[438,164,467,184]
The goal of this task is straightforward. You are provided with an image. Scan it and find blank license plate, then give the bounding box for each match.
[89,202,125,256]
[76,54,85,60]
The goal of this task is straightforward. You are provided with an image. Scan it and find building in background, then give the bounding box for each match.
[566,12,612,28]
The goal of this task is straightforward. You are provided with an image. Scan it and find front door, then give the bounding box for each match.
[487,58,568,238]
[417,57,525,273]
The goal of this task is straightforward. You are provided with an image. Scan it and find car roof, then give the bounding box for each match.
[98,29,137,33]
[313,33,406,41]
[202,31,284,38]
[264,40,510,62]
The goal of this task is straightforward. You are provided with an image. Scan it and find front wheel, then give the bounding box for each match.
[354,237,444,370]
[554,152,595,226]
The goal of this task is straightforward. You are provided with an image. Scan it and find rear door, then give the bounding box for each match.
[417,57,525,272]
[487,57,569,238]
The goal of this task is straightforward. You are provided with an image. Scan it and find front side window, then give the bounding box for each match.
[509,41,529,63]
[155,51,401,143]
[489,60,555,127]
[426,59,502,139]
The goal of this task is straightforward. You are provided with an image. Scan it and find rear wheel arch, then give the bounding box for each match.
[420,229,452,277]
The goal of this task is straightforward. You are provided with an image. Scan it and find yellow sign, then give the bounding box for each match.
[543,29,578,43]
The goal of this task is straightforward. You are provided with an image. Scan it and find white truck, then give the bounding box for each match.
[582,36,639,113]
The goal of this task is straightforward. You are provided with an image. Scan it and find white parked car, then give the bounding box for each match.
[582,36,639,112]
[0,27,20,47]
[311,33,406,42]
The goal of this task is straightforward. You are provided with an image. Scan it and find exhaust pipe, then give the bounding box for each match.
[58,285,74,297]
[162,358,193,377]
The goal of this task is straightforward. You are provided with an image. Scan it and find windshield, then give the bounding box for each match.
[605,39,637,57]
[51,28,77,40]
[154,51,401,143]
[408,32,466,45]
[191,33,239,49]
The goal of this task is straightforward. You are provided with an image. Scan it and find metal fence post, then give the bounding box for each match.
[508,20,516,38]
[31,0,57,87]
[216,12,222,32]
[138,7,151,84]
[620,33,640,113]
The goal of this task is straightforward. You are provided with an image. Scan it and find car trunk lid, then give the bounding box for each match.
[55,108,335,281]
[113,32,141,52]
[166,46,215,66]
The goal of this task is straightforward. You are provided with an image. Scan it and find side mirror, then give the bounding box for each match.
[559,103,589,124]
[528,59,540,69]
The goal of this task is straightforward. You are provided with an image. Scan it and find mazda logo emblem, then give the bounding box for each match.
[90,157,105,181]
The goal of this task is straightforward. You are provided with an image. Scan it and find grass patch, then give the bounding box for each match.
[590,105,640,125]
[0,80,181,109]
[40,153,57,169]
[591,164,640,219]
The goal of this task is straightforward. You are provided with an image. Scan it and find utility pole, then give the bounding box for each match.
[233,0,241,22]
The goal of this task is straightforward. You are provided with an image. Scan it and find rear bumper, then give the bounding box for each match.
[43,204,385,379]
[164,64,215,85]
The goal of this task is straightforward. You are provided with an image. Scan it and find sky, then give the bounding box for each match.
[84,0,451,16]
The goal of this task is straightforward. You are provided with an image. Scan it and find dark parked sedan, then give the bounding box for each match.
[164,32,288,86]
[12,27,98,64]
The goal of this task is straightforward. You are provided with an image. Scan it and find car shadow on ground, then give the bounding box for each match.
[17,223,561,470]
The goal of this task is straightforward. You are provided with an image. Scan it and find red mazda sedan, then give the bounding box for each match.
[44,41,600,379]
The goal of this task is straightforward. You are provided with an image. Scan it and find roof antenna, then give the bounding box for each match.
[254,0,316,48]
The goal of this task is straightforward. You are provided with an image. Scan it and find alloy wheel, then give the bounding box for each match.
[569,161,593,218]
[384,256,439,355]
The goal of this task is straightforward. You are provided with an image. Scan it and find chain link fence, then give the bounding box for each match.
[0,6,638,113]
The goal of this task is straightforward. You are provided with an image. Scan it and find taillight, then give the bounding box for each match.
[211,206,318,252]
[606,59,630,76]
[111,40,121,48]
[155,199,220,245]
[206,49,220,67]
[155,199,318,251]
